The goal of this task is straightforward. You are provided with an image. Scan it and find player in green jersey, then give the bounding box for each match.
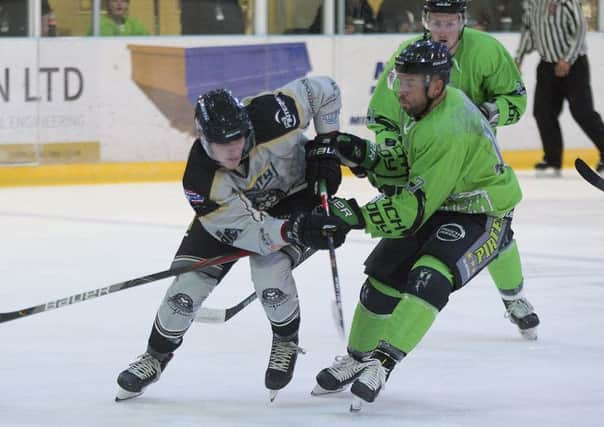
[340,0,536,366]
[306,39,534,411]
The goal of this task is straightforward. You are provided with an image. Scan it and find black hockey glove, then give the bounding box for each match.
[333,133,378,176]
[305,133,342,197]
[283,211,350,250]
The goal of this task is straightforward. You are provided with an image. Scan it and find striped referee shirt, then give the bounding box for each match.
[516,0,587,64]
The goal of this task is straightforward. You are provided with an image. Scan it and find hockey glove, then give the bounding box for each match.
[283,211,350,249]
[478,101,500,127]
[305,133,342,197]
[334,133,379,176]
[328,197,365,229]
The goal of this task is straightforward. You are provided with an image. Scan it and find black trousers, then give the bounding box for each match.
[533,55,604,167]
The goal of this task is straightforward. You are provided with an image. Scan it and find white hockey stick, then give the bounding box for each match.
[194,291,257,323]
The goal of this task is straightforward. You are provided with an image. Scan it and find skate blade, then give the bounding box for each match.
[350,396,362,412]
[311,383,345,396]
[268,390,278,402]
[535,170,561,178]
[115,387,143,402]
[520,327,538,341]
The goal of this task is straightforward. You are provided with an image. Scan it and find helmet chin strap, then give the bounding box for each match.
[411,75,439,121]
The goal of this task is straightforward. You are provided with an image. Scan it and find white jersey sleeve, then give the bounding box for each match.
[278,76,342,135]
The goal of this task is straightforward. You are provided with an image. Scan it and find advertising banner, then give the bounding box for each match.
[1,34,603,167]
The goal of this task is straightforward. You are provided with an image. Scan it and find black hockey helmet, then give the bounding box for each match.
[195,89,251,144]
[423,0,467,14]
[194,89,255,161]
[422,0,468,29]
[394,40,452,85]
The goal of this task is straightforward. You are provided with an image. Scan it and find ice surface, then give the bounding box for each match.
[1,171,603,426]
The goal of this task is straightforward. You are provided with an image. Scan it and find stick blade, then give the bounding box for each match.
[194,308,227,323]
[575,158,604,191]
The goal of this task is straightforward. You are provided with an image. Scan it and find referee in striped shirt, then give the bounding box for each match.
[516,0,604,175]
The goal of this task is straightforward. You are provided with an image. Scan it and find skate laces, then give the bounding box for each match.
[357,359,387,391]
[268,340,306,372]
[128,353,161,380]
[505,297,534,320]
[328,355,364,380]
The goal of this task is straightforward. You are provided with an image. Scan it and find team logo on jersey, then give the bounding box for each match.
[237,192,266,223]
[246,189,285,211]
[216,228,243,245]
[436,223,466,242]
[274,96,297,128]
[184,189,205,205]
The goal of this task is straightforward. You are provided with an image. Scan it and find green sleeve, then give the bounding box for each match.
[360,126,465,238]
[481,40,527,127]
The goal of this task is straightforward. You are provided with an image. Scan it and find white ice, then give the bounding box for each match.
[1,171,603,427]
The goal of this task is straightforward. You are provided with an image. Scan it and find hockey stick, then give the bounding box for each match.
[319,181,346,340]
[575,158,604,191]
[0,250,250,324]
[194,291,258,323]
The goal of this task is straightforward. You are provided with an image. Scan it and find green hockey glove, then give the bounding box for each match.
[334,133,379,173]
[328,197,365,230]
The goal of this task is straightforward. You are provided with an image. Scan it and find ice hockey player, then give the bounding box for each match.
[114,76,347,402]
[366,0,538,343]
[305,40,528,410]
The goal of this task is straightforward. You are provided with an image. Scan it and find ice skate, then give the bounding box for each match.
[265,333,305,402]
[349,359,387,411]
[115,350,173,402]
[503,297,540,340]
[534,161,561,177]
[311,354,366,396]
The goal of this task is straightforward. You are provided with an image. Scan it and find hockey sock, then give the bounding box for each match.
[383,293,438,354]
[347,277,402,356]
[487,240,524,292]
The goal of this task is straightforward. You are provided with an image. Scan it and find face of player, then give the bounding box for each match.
[108,0,129,18]
[427,13,463,53]
[210,137,246,170]
[396,73,444,118]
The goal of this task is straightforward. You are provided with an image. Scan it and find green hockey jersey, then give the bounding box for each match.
[359,87,522,239]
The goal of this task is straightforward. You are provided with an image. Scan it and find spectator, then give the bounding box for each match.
[41,1,56,36]
[92,0,150,36]
[516,0,604,175]
[180,0,245,34]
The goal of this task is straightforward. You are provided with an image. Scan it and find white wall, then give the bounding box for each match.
[0,33,603,163]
